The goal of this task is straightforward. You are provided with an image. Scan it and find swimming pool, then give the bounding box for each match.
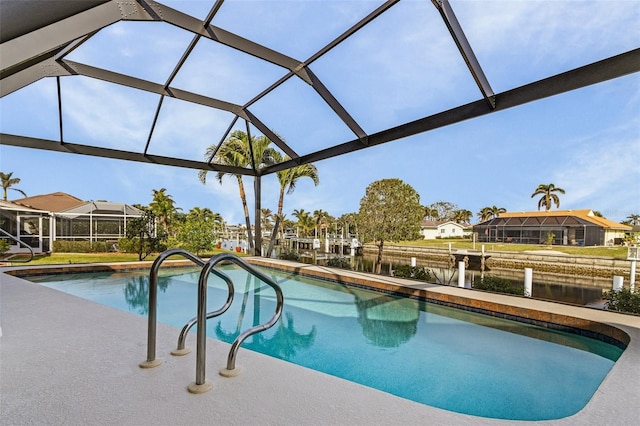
[28,265,624,421]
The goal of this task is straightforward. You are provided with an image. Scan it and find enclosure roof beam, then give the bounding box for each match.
[432,0,496,109]
[0,133,257,176]
[261,48,640,174]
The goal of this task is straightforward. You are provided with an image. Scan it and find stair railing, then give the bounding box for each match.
[188,253,284,393]
[140,249,284,394]
[0,228,34,263]
[139,248,234,369]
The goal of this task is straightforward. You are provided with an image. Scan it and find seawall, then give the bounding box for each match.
[362,244,638,281]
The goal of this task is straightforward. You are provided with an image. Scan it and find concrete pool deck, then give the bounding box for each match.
[1,259,639,425]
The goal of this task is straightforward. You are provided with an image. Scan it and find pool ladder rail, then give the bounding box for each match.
[139,248,284,394]
[0,228,34,263]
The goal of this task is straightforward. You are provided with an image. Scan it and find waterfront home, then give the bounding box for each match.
[473,210,631,246]
[420,220,471,240]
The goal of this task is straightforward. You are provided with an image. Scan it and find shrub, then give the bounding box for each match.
[602,288,640,314]
[474,275,522,295]
[53,240,113,253]
[0,238,11,256]
[327,256,352,270]
[393,264,431,281]
[278,250,300,261]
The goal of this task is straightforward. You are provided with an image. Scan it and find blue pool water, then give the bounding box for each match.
[28,266,623,420]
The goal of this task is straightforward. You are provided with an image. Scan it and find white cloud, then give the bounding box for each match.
[551,130,640,220]
[61,77,156,148]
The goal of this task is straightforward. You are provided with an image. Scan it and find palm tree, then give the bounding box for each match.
[1,172,27,200]
[531,183,565,211]
[477,207,492,222]
[626,214,640,226]
[477,206,505,222]
[452,209,472,224]
[489,205,506,218]
[261,208,274,235]
[148,188,180,236]
[292,209,315,237]
[266,151,319,255]
[199,130,277,252]
[337,212,358,238]
[423,206,439,221]
[313,209,332,238]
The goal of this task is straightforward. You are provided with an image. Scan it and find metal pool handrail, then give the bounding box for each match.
[172,275,235,356]
[189,253,284,393]
[0,228,34,263]
[219,256,284,376]
[139,248,234,368]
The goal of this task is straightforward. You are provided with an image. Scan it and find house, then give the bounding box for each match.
[473,209,632,246]
[1,193,143,255]
[421,220,471,240]
[14,192,85,212]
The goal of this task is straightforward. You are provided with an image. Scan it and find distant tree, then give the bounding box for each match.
[423,206,439,221]
[131,203,148,212]
[358,179,423,274]
[199,130,277,253]
[148,188,181,236]
[292,208,315,237]
[337,212,358,238]
[1,172,27,200]
[266,151,319,256]
[592,211,604,218]
[626,214,640,226]
[261,208,274,235]
[452,209,473,224]
[313,209,333,238]
[477,207,492,222]
[477,205,506,222]
[125,211,166,261]
[175,207,220,255]
[426,201,458,221]
[531,183,565,211]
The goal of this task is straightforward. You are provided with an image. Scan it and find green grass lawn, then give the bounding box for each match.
[20,248,242,265]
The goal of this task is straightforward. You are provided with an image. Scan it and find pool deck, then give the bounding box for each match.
[1,258,639,425]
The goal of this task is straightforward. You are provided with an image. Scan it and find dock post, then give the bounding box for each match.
[613,276,624,291]
[524,268,533,297]
[458,261,465,287]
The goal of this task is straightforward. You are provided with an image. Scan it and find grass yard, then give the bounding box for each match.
[14,248,242,265]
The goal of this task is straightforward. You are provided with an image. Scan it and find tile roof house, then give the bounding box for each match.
[1,193,143,256]
[473,209,632,246]
[14,192,85,212]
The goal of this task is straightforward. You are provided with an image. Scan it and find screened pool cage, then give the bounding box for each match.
[53,202,144,246]
[0,201,144,255]
[474,215,613,246]
[1,0,638,255]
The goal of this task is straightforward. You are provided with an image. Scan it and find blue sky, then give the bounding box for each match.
[1,0,639,224]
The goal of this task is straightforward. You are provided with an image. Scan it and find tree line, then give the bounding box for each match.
[2,146,639,267]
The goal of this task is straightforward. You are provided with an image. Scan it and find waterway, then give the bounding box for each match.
[303,254,611,308]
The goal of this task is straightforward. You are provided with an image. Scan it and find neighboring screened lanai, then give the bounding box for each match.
[473,210,632,246]
[1,0,639,254]
[54,201,144,244]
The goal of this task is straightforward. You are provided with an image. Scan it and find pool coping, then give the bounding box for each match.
[1,258,639,425]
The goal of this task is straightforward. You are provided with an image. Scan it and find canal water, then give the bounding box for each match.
[306,255,610,308]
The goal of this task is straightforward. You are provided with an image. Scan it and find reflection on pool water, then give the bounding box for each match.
[28,266,624,421]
